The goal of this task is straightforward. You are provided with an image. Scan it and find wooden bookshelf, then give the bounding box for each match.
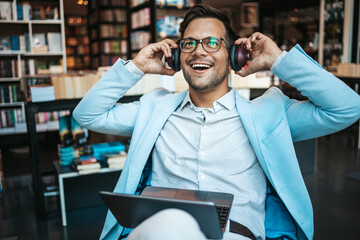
[0,0,67,136]
[65,15,90,70]
[129,0,155,58]
[128,0,201,58]
[88,0,129,69]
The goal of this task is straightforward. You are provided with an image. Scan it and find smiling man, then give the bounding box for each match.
[73,4,360,240]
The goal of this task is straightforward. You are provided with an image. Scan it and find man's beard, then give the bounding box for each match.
[183,61,229,91]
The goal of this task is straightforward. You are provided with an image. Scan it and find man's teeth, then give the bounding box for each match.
[192,64,211,68]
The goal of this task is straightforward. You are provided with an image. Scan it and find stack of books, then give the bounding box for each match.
[74,155,101,175]
[59,146,75,166]
[92,142,126,162]
[105,151,127,169]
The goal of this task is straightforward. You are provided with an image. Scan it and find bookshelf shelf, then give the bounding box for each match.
[0,20,28,24]
[30,20,62,25]
[92,21,127,25]
[156,5,192,11]
[0,77,21,82]
[0,127,22,135]
[96,5,127,11]
[0,52,63,57]
[0,102,24,108]
[130,2,150,12]
[131,25,151,31]
[0,51,24,56]
[92,37,128,41]
[0,20,62,24]
[23,52,63,56]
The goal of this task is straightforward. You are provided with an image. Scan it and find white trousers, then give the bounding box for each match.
[127,208,207,240]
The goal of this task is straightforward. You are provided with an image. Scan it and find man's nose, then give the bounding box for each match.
[192,42,207,56]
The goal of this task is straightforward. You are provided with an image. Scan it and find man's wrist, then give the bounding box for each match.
[270,50,288,72]
[124,60,145,78]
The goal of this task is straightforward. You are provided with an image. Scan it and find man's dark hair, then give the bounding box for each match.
[179,4,238,45]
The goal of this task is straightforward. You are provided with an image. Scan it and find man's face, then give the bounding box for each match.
[180,18,230,92]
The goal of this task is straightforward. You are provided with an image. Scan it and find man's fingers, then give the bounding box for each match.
[161,68,176,76]
[236,65,254,77]
[250,32,262,42]
[234,37,248,46]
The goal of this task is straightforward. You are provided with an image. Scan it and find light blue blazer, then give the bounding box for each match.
[73,45,360,240]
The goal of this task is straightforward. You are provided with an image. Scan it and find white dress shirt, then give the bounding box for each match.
[151,89,267,239]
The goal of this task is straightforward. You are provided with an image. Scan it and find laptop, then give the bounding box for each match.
[99,186,234,239]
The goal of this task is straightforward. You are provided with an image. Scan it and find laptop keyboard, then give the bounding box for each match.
[216,206,230,228]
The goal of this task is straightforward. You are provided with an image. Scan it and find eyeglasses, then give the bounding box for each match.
[178,36,230,53]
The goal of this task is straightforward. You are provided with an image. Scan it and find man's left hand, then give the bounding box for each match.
[235,32,282,77]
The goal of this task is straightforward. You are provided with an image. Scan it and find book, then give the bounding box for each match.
[31,5,45,20]
[26,59,35,75]
[0,60,13,77]
[74,156,101,175]
[0,86,4,103]
[0,37,11,52]
[2,85,10,103]
[26,76,53,100]
[0,110,7,128]
[105,151,127,169]
[11,36,20,51]
[19,35,27,52]
[78,168,101,175]
[77,162,101,171]
[59,115,73,147]
[92,142,126,161]
[30,85,55,102]
[59,146,75,166]
[16,4,23,20]
[22,2,31,21]
[71,116,88,147]
[47,32,62,53]
[78,145,93,156]
[44,5,59,20]
[32,33,48,53]
[0,2,12,20]
[8,85,13,103]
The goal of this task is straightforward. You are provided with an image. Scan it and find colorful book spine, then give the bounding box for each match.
[11,36,20,51]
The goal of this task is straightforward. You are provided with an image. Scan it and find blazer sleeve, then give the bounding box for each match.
[72,59,142,137]
[272,45,360,142]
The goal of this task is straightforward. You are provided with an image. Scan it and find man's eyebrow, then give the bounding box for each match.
[183,36,214,40]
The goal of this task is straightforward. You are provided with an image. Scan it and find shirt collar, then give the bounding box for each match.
[179,89,235,112]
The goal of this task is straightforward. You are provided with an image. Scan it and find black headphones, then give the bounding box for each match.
[165,43,249,72]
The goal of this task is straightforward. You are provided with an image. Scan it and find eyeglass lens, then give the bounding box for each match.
[181,37,221,53]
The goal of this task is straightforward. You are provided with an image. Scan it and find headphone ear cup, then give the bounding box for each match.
[172,47,181,72]
[165,48,180,72]
[230,45,238,71]
[230,45,248,71]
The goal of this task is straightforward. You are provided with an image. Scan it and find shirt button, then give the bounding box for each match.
[201,174,206,180]
[203,125,207,129]
[201,151,205,156]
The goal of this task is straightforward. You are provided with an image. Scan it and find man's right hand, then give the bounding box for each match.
[132,39,178,76]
